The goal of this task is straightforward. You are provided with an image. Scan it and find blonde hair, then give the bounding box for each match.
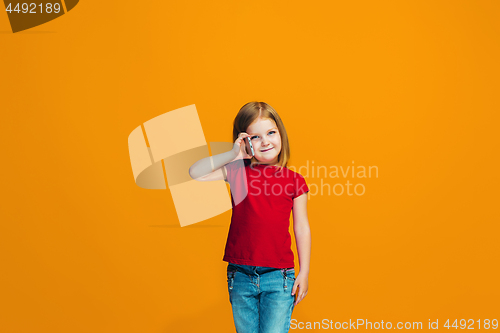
[233,101,290,169]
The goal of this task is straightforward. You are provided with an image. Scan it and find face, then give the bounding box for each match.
[246,118,282,165]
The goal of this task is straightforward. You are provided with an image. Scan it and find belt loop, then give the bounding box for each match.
[282,268,288,289]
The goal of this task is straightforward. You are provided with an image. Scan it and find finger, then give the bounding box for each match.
[240,144,249,157]
[295,292,303,306]
[299,290,306,303]
[291,283,298,296]
[239,136,247,144]
[237,138,247,147]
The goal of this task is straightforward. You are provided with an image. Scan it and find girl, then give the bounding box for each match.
[189,102,311,333]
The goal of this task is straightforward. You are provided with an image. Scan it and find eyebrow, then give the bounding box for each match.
[249,127,278,135]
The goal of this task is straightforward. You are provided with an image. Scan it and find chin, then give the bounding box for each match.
[256,156,278,164]
[255,157,270,163]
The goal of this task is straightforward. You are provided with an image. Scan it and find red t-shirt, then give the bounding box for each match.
[222,159,309,268]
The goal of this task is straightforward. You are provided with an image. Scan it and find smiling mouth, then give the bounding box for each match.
[261,147,273,152]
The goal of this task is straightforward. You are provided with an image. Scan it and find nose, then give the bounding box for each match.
[261,137,270,146]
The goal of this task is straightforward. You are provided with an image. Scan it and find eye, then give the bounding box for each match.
[268,131,276,135]
[250,136,259,140]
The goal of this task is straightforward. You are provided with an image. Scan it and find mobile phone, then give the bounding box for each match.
[245,137,255,156]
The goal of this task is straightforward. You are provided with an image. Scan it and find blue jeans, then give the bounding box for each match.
[227,263,296,333]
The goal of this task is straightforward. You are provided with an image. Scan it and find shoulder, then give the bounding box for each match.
[224,159,252,180]
[225,159,251,170]
[276,166,306,180]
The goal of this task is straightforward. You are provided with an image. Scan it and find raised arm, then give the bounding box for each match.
[189,132,252,181]
[291,193,311,306]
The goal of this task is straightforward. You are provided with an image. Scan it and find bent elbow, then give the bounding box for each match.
[188,166,196,180]
[189,166,204,181]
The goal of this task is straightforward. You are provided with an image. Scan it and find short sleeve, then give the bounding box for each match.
[293,173,309,199]
[224,159,249,184]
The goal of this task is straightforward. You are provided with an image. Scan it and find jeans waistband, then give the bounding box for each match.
[228,263,294,275]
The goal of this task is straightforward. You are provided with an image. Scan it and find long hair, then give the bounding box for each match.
[232,101,290,169]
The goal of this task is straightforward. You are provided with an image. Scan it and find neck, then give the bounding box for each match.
[253,156,279,167]
[254,161,279,167]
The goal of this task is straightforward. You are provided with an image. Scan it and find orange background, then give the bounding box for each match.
[1,1,499,332]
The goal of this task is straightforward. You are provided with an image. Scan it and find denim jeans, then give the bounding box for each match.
[227,263,296,333]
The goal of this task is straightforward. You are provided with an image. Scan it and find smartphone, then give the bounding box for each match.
[245,137,255,156]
